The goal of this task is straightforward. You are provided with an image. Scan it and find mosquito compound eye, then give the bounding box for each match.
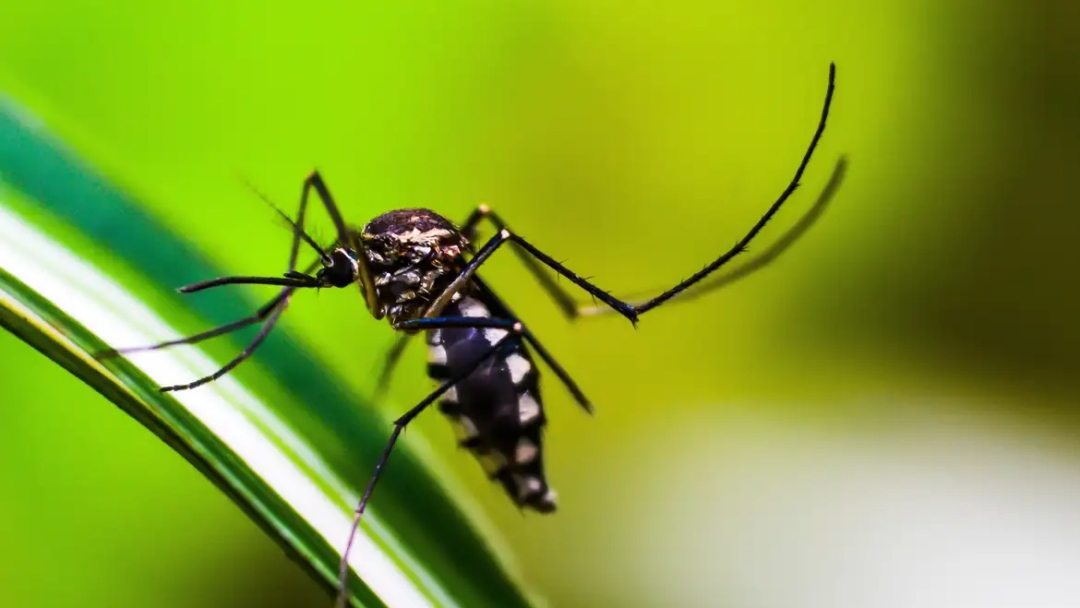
[318,248,359,288]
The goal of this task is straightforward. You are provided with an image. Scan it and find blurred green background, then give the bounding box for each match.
[1,1,1078,607]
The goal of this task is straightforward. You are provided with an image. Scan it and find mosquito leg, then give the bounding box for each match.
[237,175,329,270]
[176,273,318,293]
[176,169,335,299]
[369,272,570,404]
[394,316,519,331]
[438,203,594,406]
[335,324,523,608]
[576,154,849,316]
[626,62,836,314]
[299,171,381,310]
[456,205,583,321]
[139,172,362,393]
[368,204,528,399]
[458,207,487,243]
[96,289,293,359]
[450,62,837,323]
[372,291,522,399]
[175,172,361,301]
[104,168,336,382]
[361,207,524,399]
[371,228,565,399]
[149,172,343,387]
[470,275,592,413]
[159,301,290,392]
[428,220,753,326]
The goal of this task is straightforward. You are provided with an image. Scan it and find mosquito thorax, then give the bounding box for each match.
[359,208,469,325]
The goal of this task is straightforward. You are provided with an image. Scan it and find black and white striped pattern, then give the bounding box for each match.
[425,294,556,512]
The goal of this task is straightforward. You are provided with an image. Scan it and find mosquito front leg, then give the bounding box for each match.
[300,171,380,312]
[95,288,294,359]
[95,170,341,386]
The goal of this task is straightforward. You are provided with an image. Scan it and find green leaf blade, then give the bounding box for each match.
[0,92,540,608]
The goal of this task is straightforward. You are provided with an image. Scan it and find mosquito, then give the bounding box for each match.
[98,63,839,608]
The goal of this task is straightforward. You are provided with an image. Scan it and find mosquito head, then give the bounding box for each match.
[315,247,361,288]
[359,209,468,324]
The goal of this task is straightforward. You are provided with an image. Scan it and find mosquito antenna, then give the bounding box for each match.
[236,171,331,264]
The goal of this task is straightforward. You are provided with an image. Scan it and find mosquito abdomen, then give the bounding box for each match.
[425,294,557,513]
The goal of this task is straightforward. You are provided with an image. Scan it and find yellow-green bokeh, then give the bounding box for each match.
[1,1,1075,607]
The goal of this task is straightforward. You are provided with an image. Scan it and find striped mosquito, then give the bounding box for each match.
[98,63,839,608]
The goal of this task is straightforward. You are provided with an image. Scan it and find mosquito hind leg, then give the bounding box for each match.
[440,62,837,325]
[335,322,523,608]
[360,206,532,400]
[575,155,849,316]
[368,202,546,401]
[457,205,585,321]
[470,275,593,413]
